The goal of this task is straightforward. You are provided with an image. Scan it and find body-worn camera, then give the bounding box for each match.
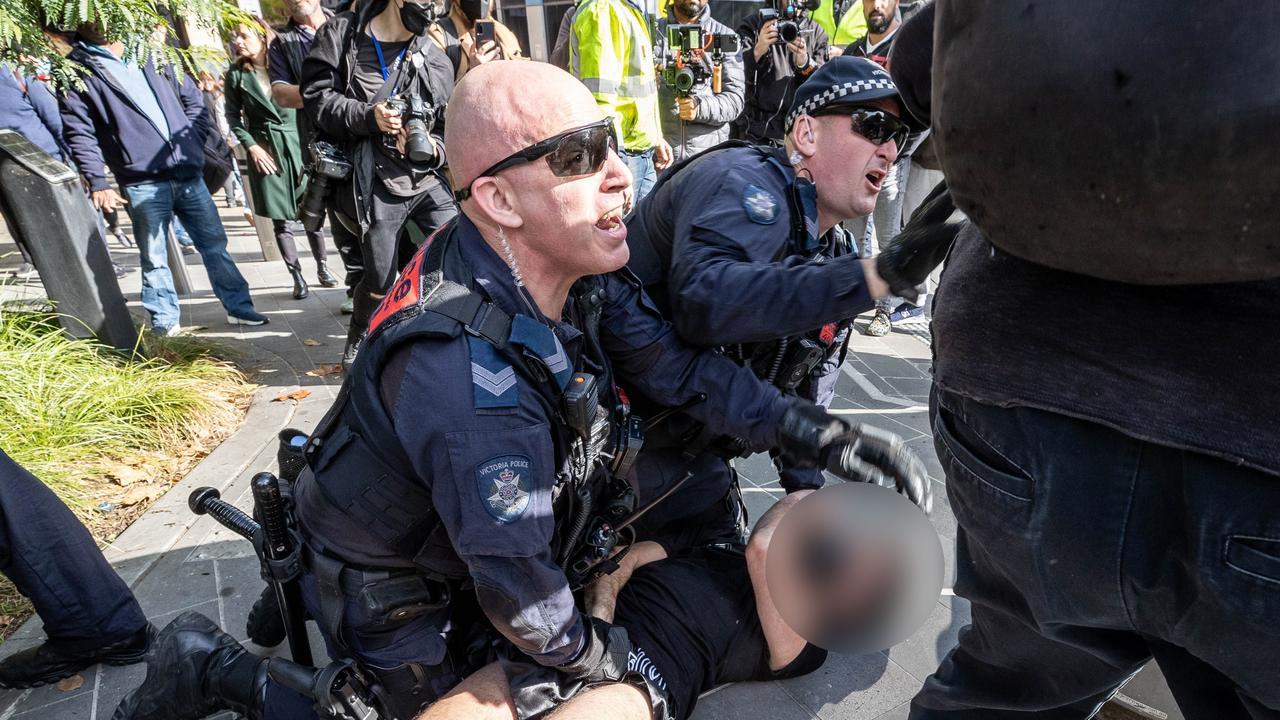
[383,94,437,165]
[299,140,353,233]
[660,24,741,97]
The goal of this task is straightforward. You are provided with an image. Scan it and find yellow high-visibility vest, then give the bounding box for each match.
[812,0,868,48]
[569,0,663,151]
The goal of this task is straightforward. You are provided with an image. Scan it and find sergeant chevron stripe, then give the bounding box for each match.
[472,363,517,396]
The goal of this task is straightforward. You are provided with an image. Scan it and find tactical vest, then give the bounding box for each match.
[626,141,852,393]
[303,221,621,579]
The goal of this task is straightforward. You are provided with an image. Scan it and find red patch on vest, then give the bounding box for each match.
[366,227,447,335]
[820,322,838,346]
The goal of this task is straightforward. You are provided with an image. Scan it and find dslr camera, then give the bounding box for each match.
[761,0,821,44]
[383,94,437,165]
[299,140,353,233]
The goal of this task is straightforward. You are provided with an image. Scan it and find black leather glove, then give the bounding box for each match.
[557,616,632,684]
[874,180,961,303]
[777,399,852,468]
[824,425,933,514]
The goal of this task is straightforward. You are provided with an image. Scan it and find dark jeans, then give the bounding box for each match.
[0,449,147,651]
[911,389,1280,719]
[270,219,328,269]
[327,208,363,297]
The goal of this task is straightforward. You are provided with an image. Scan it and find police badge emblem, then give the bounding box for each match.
[742,183,779,224]
[476,455,532,523]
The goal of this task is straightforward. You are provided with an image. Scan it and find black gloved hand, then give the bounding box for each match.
[824,424,933,514]
[557,616,632,684]
[874,180,961,303]
[777,399,852,468]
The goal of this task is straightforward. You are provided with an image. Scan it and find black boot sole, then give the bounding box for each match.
[0,627,153,689]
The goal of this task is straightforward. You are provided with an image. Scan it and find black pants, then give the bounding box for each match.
[910,389,1280,719]
[0,449,147,651]
[347,179,457,340]
[328,207,363,297]
[270,218,328,269]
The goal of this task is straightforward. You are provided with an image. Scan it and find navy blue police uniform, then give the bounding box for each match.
[0,448,150,687]
[625,58,905,533]
[261,213,794,719]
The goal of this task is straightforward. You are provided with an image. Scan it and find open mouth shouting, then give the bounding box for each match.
[595,205,627,238]
[865,168,887,192]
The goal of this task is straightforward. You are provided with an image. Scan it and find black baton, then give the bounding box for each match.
[251,472,314,667]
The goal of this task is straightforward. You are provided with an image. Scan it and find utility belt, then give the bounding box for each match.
[301,541,454,650]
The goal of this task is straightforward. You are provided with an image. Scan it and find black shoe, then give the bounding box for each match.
[112,612,266,720]
[288,263,309,300]
[245,585,287,648]
[316,262,339,288]
[0,624,152,689]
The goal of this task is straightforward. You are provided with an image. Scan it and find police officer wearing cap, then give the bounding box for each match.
[624,56,941,547]
[113,61,932,720]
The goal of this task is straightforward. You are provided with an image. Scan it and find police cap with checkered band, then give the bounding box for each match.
[785,56,924,133]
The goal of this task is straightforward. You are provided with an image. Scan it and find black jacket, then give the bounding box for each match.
[300,7,454,227]
[736,13,829,144]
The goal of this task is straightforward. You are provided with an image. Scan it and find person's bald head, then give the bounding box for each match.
[446,61,604,192]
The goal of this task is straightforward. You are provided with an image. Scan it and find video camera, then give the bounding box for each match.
[298,140,353,233]
[659,23,740,97]
[382,93,437,165]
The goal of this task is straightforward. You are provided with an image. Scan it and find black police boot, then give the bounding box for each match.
[0,624,152,689]
[288,262,309,300]
[316,260,339,288]
[112,612,267,720]
[244,584,287,648]
[341,291,376,373]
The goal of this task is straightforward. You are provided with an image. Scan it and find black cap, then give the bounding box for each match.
[786,56,904,132]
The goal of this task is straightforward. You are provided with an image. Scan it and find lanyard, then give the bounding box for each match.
[370,33,407,82]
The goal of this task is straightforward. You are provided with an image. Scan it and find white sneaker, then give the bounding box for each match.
[159,323,182,337]
[340,296,354,315]
[227,313,269,327]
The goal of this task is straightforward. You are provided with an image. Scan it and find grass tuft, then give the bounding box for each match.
[0,308,254,642]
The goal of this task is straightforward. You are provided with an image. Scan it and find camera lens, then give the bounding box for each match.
[299,176,330,233]
[404,118,434,164]
[779,20,800,42]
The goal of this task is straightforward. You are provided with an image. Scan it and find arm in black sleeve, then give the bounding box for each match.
[301,16,380,137]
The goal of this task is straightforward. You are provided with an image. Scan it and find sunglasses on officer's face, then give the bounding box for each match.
[455,119,619,201]
[813,106,910,150]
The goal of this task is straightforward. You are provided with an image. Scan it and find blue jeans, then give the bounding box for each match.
[124,175,256,330]
[622,148,657,202]
[911,389,1280,719]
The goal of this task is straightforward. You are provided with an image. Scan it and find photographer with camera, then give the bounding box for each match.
[300,0,457,369]
[736,0,830,146]
[657,0,744,162]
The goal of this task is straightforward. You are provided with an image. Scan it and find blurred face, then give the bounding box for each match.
[284,0,321,20]
[864,0,898,34]
[796,98,902,220]
[231,24,264,60]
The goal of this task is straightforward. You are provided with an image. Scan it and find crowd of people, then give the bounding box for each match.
[1,2,1277,720]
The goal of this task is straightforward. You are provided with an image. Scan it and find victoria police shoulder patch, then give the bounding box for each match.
[476,454,532,524]
[742,183,779,225]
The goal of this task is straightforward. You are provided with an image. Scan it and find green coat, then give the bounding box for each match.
[224,64,306,220]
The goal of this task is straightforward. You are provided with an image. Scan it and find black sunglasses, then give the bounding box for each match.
[455,120,618,201]
[813,106,910,150]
